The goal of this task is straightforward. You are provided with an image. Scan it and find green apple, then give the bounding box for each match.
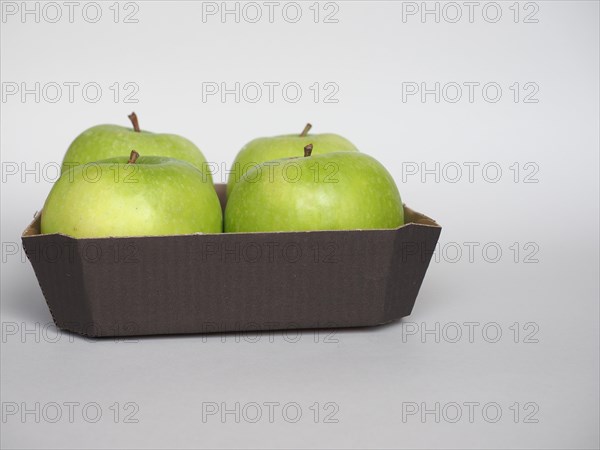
[42,151,222,238]
[227,123,358,196]
[225,145,403,232]
[61,113,212,182]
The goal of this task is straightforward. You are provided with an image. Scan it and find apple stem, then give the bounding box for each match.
[300,123,312,137]
[128,112,141,132]
[304,144,313,157]
[128,150,140,164]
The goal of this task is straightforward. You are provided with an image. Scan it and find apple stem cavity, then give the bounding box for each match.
[128,112,141,132]
[128,150,140,164]
[300,123,312,137]
[304,144,313,157]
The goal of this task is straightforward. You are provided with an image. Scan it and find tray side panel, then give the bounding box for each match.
[77,230,398,336]
[22,234,93,334]
[382,224,441,322]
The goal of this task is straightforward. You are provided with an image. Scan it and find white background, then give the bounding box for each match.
[1,1,599,448]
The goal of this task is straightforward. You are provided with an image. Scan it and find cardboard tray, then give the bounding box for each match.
[21,184,441,337]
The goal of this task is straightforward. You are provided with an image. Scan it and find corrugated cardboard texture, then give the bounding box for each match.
[22,184,441,337]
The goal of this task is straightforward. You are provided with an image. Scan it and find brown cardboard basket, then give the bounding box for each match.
[21,184,441,337]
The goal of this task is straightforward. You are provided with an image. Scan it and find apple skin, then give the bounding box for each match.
[227,132,358,196]
[224,152,404,232]
[42,156,222,238]
[61,124,212,182]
